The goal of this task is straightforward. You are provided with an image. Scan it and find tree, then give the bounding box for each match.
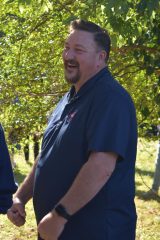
[0,0,159,146]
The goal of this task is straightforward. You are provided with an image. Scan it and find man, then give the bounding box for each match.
[0,124,17,214]
[7,19,137,240]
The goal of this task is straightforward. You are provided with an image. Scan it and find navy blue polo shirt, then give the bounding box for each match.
[0,124,17,214]
[33,67,137,240]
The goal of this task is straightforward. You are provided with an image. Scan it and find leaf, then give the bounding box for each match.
[147,0,160,13]
[41,2,50,12]
[5,0,15,3]
[46,0,53,10]
[146,66,154,75]
[18,0,31,4]
[141,106,150,118]
[137,0,147,13]
[62,16,77,25]
[0,31,6,37]
[19,3,25,13]
[111,35,117,47]
[154,94,160,105]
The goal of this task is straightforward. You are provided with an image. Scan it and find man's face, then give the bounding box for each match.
[62,30,102,88]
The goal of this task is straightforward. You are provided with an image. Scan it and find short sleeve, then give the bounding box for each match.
[0,124,18,213]
[86,95,133,160]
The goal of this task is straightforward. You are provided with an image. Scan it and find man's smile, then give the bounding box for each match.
[65,60,79,71]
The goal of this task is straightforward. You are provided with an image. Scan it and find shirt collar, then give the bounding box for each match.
[67,67,110,102]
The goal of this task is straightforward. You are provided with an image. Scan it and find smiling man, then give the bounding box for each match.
[62,28,106,89]
[7,19,137,240]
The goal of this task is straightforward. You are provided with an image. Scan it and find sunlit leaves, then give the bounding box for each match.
[0,0,160,143]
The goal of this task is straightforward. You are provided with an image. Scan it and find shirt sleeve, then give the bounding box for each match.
[86,94,134,160]
[0,124,18,214]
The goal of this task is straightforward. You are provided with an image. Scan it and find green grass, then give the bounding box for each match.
[0,139,160,240]
[135,139,160,240]
[0,153,37,240]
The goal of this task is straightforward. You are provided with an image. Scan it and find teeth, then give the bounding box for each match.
[68,64,77,67]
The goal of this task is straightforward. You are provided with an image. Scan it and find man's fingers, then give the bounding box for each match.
[11,197,26,218]
[7,208,16,222]
[14,216,26,227]
[16,204,26,218]
[7,209,26,226]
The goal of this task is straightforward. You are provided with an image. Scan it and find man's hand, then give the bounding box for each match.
[7,197,26,227]
[38,211,67,240]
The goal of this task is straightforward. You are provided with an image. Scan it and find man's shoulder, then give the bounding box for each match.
[95,73,133,106]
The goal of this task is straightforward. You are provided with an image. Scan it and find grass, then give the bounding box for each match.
[0,138,160,240]
[0,153,37,240]
[135,138,160,240]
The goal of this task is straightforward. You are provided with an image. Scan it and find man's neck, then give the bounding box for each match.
[74,65,106,93]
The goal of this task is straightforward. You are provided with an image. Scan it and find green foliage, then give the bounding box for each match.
[0,0,160,145]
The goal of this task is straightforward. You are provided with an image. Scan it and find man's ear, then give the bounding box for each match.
[99,50,107,62]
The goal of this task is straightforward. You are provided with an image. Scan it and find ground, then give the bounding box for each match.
[0,138,160,240]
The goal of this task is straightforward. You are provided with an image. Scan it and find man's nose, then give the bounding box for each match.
[64,49,75,60]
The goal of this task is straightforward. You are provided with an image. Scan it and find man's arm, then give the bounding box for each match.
[59,151,117,214]
[7,158,38,226]
[38,151,117,240]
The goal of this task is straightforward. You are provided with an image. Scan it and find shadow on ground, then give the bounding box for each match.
[136,167,154,178]
[136,167,160,202]
[136,189,160,203]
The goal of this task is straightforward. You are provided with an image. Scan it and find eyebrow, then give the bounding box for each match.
[64,42,87,50]
[75,44,86,49]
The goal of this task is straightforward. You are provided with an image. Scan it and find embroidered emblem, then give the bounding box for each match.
[66,111,77,123]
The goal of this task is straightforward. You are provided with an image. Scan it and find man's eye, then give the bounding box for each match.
[64,46,69,51]
[75,49,83,53]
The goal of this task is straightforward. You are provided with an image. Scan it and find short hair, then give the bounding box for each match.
[70,19,111,62]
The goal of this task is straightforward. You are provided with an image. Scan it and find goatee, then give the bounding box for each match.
[64,60,81,84]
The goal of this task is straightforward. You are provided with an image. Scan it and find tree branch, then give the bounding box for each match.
[112,45,160,54]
